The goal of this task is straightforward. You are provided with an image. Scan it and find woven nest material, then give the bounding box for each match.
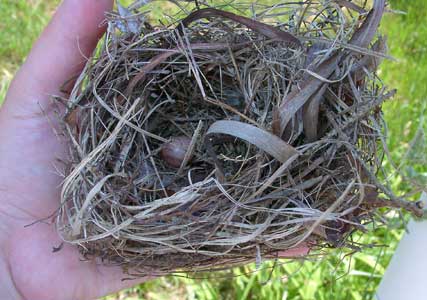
[56,0,423,275]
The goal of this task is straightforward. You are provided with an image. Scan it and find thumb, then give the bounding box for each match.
[2,0,113,116]
[0,0,114,219]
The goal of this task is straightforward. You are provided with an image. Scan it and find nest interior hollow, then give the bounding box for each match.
[56,0,423,275]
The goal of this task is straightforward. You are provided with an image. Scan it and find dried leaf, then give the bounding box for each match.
[303,84,327,142]
[351,36,388,81]
[349,0,386,49]
[279,54,339,134]
[206,120,299,163]
[278,0,386,134]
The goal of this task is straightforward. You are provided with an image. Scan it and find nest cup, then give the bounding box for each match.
[57,0,423,275]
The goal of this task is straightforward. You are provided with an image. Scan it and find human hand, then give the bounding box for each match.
[0,1,148,299]
[0,1,311,299]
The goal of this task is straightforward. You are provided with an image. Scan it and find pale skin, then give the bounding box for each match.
[0,1,307,299]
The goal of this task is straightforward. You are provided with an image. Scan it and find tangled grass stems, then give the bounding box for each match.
[55,0,424,276]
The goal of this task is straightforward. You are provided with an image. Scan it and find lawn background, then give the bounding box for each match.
[0,0,426,299]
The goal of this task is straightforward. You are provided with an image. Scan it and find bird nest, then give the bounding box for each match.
[56,0,423,275]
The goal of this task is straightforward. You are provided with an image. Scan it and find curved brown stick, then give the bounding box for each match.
[124,41,255,98]
[125,9,302,99]
[178,8,302,48]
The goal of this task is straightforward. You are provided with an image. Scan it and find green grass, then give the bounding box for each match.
[380,0,427,193]
[1,1,426,299]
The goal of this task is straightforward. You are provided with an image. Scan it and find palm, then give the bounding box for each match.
[0,112,135,300]
[0,1,145,299]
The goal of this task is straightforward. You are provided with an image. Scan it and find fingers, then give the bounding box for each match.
[91,265,151,300]
[4,0,113,112]
[276,246,310,258]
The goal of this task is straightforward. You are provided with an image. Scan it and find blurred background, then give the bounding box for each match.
[0,0,426,299]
